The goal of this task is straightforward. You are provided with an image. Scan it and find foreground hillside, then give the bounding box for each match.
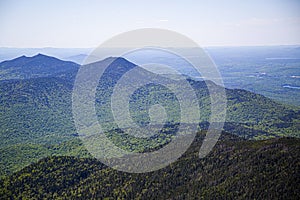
[0,132,299,199]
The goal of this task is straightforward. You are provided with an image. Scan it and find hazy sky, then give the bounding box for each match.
[0,0,300,47]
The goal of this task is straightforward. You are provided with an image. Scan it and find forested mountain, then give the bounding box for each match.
[2,46,300,106]
[0,55,299,178]
[1,132,299,199]
[0,54,79,80]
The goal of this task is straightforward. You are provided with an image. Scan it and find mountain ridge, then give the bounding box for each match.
[0,54,299,178]
[0,54,79,80]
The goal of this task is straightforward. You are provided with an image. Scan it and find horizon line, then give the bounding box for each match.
[1,44,300,49]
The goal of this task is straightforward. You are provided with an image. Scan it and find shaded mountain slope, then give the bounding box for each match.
[0,132,299,199]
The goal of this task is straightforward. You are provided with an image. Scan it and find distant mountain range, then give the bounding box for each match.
[0,47,92,63]
[1,46,299,106]
[63,54,89,64]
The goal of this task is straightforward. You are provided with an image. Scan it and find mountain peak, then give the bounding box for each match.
[103,56,128,62]
[32,53,55,59]
[34,53,45,57]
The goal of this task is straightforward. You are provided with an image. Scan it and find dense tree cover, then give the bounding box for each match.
[0,77,76,146]
[93,58,300,139]
[0,138,90,178]
[0,132,299,199]
[0,54,79,80]
[0,55,299,178]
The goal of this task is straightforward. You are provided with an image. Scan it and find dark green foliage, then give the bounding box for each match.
[191,79,300,138]
[0,77,76,146]
[224,88,300,138]
[0,138,90,178]
[1,132,299,199]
